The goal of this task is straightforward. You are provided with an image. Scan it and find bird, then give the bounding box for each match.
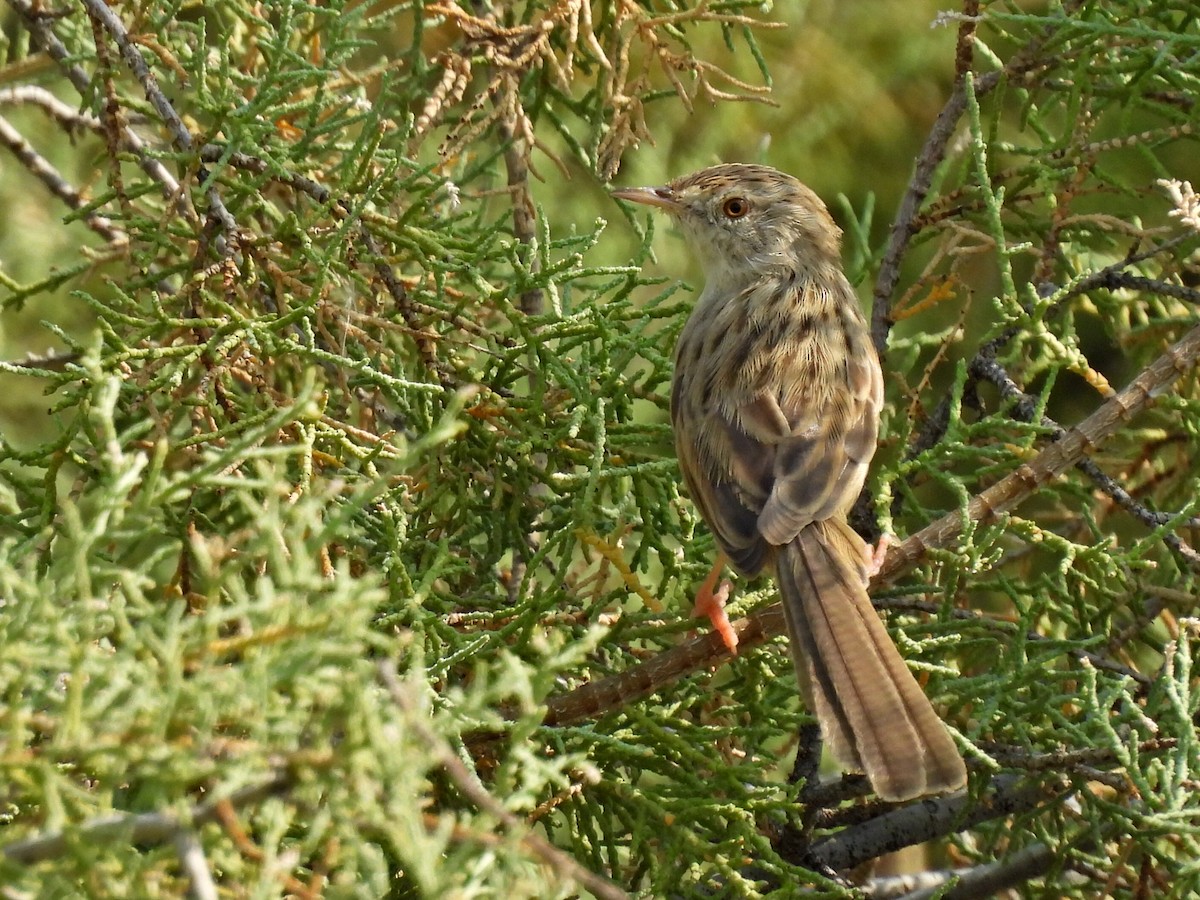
[613,163,967,801]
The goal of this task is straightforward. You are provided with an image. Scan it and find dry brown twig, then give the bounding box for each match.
[429,0,593,163]
[416,0,778,182]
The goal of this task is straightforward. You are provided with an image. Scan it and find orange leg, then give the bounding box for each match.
[863,533,895,579]
[691,552,738,653]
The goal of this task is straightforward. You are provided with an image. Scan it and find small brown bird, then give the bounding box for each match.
[614,163,966,801]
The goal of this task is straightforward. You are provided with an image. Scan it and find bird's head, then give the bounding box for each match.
[613,163,843,285]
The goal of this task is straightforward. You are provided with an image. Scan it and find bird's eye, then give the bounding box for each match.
[722,197,750,219]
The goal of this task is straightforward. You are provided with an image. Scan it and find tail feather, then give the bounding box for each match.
[775,520,966,801]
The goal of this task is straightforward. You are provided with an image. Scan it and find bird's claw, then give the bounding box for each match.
[693,576,738,653]
[864,533,895,579]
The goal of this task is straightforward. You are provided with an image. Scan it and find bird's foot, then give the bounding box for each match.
[864,533,895,580]
[692,556,738,653]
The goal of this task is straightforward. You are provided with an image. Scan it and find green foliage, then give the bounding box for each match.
[0,0,1198,897]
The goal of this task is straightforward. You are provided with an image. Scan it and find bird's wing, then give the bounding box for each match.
[752,346,879,546]
[672,296,880,572]
[673,395,773,575]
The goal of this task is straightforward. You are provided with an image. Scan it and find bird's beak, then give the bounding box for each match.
[611,185,682,213]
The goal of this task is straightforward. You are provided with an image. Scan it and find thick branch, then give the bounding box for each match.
[795,775,1064,872]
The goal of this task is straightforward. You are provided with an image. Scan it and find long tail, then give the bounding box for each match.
[775,519,966,801]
